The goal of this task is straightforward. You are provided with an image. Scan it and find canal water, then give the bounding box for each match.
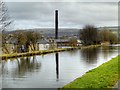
[2,46,119,88]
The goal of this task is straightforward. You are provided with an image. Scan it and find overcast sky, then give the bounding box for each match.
[5,2,118,30]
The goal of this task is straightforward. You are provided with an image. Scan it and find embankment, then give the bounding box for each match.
[1,44,100,60]
[63,55,119,88]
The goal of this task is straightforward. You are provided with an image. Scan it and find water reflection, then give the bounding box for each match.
[0,61,2,89]
[0,61,2,76]
[2,46,119,88]
[80,46,118,64]
[17,57,41,76]
[102,46,118,52]
[67,49,78,56]
[3,56,41,78]
[55,53,59,81]
[101,46,118,59]
[81,47,99,63]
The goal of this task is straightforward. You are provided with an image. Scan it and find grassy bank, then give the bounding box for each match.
[63,55,119,88]
[1,44,100,60]
[1,48,74,60]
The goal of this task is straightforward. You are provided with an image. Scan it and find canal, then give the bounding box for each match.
[2,46,119,88]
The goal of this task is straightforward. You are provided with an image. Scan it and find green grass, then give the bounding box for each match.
[1,48,78,60]
[63,55,120,88]
[1,45,101,60]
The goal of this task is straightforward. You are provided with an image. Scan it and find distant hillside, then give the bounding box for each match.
[98,26,118,31]
[3,26,118,38]
[98,26,118,35]
[3,28,80,38]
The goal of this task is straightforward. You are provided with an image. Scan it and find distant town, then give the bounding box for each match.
[2,26,119,38]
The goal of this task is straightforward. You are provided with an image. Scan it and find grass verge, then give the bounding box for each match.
[63,55,119,88]
[1,45,100,60]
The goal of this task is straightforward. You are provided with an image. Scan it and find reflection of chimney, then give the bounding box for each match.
[55,53,59,80]
[55,10,58,39]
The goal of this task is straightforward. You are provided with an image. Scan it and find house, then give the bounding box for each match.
[54,39,82,47]
[77,39,82,46]
[37,39,50,50]
[55,39,70,46]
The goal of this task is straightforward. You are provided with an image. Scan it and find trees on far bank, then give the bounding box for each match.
[80,25,118,45]
[13,31,43,53]
[98,28,118,44]
[1,30,43,54]
[80,25,98,45]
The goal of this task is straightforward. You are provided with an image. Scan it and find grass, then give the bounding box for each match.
[63,55,119,88]
[1,44,101,60]
[1,48,78,60]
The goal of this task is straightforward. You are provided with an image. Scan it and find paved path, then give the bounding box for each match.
[114,80,120,90]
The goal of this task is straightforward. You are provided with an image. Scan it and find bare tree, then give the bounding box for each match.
[80,25,98,45]
[0,1,13,54]
[98,28,118,44]
[0,1,13,32]
[12,31,43,53]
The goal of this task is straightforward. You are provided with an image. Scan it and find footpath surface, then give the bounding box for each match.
[114,80,120,90]
[118,80,120,89]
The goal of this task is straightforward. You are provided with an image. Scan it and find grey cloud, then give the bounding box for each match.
[5,2,118,29]
[5,0,120,2]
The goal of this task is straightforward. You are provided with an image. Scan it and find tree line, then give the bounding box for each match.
[80,25,118,45]
[2,31,43,54]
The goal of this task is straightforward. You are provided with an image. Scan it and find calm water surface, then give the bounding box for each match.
[2,46,119,88]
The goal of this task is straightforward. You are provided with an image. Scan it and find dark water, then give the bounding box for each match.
[2,46,119,88]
